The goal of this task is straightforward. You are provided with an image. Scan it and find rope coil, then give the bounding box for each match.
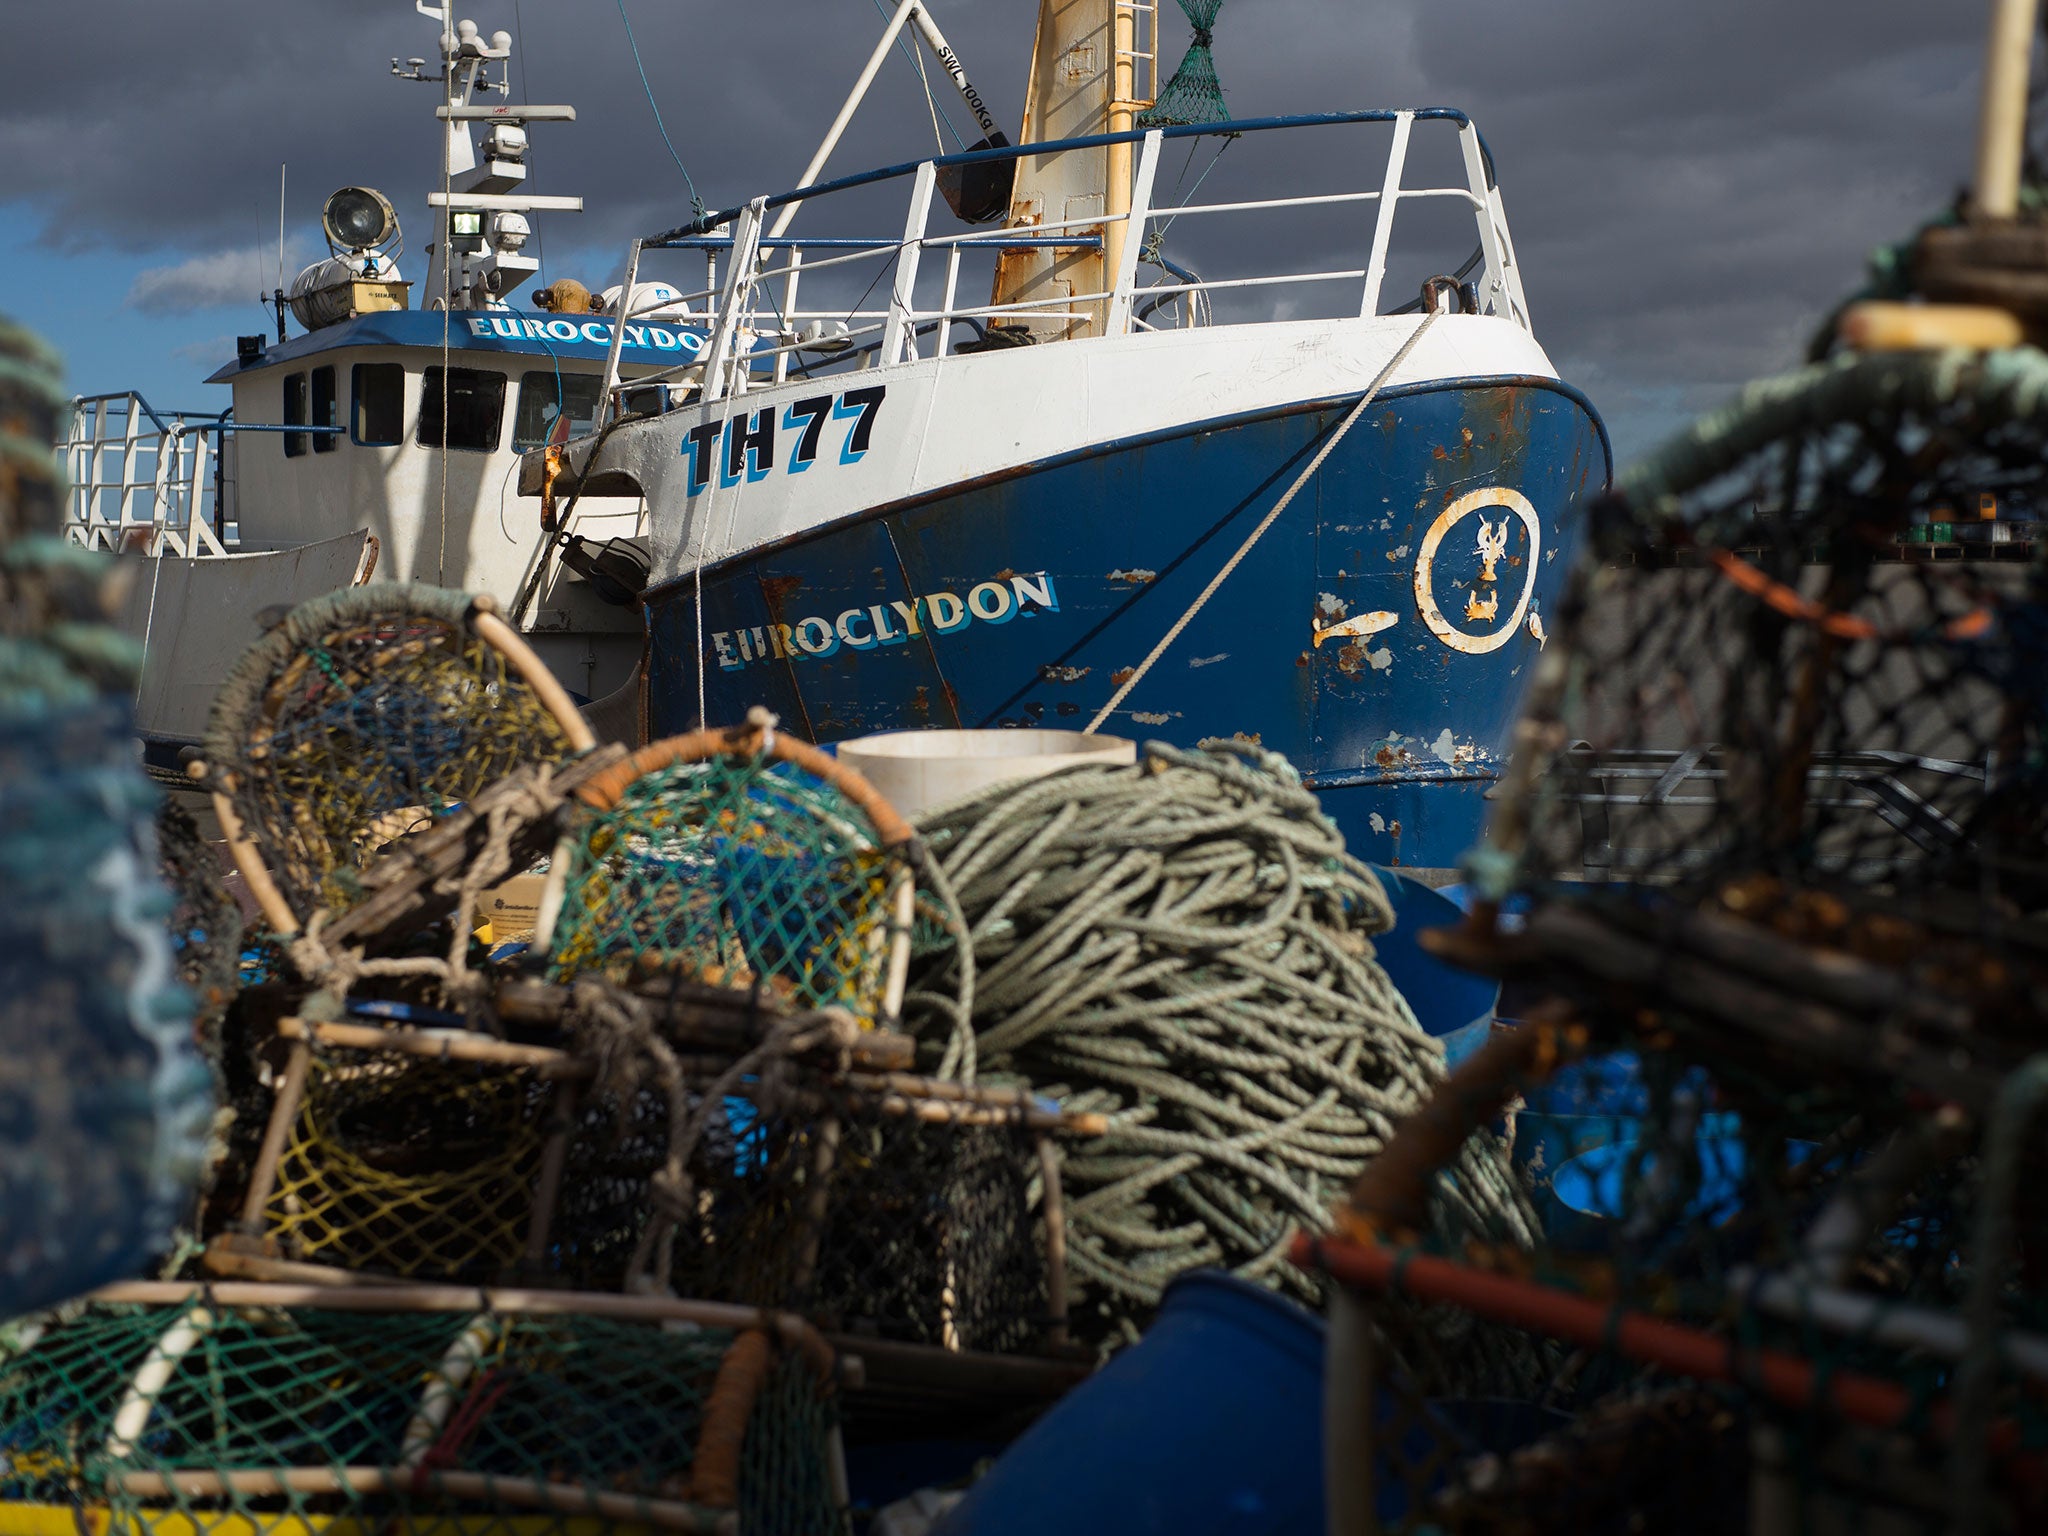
[905,738,1534,1342]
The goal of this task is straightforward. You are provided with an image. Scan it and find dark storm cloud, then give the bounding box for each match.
[0,0,1986,453]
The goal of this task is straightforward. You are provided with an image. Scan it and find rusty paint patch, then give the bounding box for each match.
[910,685,932,722]
[1432,445,1448,460]
[761,574,804,606]
[1111,666,1137,686]
[1295,651,1311,668]
[1336,640,1369,675]
[1039,664,1092,683]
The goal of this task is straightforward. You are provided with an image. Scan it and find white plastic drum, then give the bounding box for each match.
[837,729,1137,822]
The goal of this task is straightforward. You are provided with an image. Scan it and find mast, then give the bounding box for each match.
[990,1,1154,340]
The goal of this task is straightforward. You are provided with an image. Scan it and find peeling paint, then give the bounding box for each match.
[1107,568,1157,585]
[1369,812,1386,833]
[1189,653,1228,668]
[1313,610,1396,649]
[1385,544,1411,563]
[1040,664,1092,683]
[1316,591,1348,620]
[1367,646,1393,671]
[1132,711,1173,725]
[1110,666,1137,686]
[1432,727,1456,760]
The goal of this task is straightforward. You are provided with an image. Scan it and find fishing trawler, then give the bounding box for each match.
[62,4,690,760]
[531,0,1610,868]
[67,0,1607,868]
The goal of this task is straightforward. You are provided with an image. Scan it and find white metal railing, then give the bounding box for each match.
[63,394,234,558]
[607,109,1532,416]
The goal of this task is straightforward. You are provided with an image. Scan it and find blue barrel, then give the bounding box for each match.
[1370,868,1499,1068]
[1548,1125,1814,1249]
[933,1271,1328,1535]
[1514,1051,1654,1214]
[930,1270,1555,1535]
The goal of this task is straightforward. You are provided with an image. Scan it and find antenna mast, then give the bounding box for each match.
[272,164,288,342]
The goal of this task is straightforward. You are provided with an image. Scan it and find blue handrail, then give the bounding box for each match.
[650,108,1487,245]
[71,391,231,436]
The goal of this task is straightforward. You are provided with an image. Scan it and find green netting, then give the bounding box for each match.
[0,701,210,1317]
[203,584,574,924]
[0,1298,842,1536]
[547,753,894,1019]
[1139,0,1228,129]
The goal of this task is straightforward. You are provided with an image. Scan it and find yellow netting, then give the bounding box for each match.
[262,1050,551,1281]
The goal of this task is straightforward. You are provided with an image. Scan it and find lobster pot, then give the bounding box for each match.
[798,1094,1051,1355]
[0,1296,842,1536]
[543,730,912,1025]
[242,1039,556,1282]
[556,1081,1054,1355]
[0,701,209,1315]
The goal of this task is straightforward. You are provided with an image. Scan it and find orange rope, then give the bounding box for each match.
[687,1328,774,1509]
[1706,548,1994,643]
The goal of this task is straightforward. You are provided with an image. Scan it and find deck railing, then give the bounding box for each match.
[598,109,1528,415]
[62,394,236,558]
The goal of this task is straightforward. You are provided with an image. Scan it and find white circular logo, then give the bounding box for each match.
[1412,486,1542,655]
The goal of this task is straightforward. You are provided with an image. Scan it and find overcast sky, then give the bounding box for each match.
[0,0,1984,458]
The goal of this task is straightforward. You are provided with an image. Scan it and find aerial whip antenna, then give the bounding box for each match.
[272,164,288,342]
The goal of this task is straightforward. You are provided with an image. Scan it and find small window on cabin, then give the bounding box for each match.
[352,363,404,446]
[416,366,507,452]
[311,365,337,453]
[283,372,307,458]
[513,371,605,450]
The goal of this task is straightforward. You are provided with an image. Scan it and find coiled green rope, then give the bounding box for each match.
[905,738,1536,1341]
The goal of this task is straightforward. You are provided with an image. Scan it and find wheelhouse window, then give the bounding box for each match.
[417,366,507,452]
[352,363,404,446]
[311,365,337,454]
[513,370,605,450]
[282,372,307,458]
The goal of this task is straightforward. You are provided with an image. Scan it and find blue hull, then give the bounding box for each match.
[645,376,1609,867]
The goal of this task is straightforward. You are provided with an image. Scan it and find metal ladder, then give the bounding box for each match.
[63,393,231,558]
[1112,0,1159,120]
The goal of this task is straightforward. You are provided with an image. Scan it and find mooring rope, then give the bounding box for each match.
[905,737,1535,1336]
